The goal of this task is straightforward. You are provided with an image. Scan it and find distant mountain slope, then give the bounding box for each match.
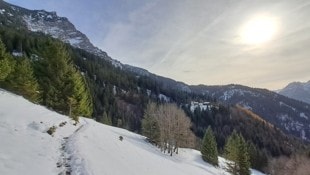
[0,89,265,175]
[191,84,310,141]
[278,81,310,104]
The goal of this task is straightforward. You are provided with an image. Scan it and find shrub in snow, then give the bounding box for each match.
[47,126,57,136]
[59,121,67,127]
[119,136,123,141]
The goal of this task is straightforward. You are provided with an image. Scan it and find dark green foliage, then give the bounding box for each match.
[101,111,112,125]
[224,131,250,175]
[0,28,93,120]
[247,141,268,171]
[224,130,240,175]
[33,40,92,120]
[3,57,40,102]
[201,126,218,166]
[0,38,12,81]
[238,135,251,175]
[68,66,93,118]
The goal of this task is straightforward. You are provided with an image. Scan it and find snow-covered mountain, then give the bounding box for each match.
[191,84,310,141]
[0,0,123,66]
[0,89,265,175]
[278,81,310,105]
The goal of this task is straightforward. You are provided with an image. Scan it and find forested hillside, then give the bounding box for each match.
[0,27,93,120]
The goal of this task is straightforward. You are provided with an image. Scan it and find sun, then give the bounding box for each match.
[240,15,278,45]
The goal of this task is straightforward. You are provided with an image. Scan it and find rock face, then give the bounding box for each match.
[0,0,113,62]
[278,81,310,105]
[22,10,112,60]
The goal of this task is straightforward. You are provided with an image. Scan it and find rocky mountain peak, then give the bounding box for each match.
[0,0,113,62]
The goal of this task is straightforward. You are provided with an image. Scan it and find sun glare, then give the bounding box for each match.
[240,15,278,45]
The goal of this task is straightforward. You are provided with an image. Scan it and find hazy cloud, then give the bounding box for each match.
[5,0,310,89]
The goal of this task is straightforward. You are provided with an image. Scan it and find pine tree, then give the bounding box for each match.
[4,57,40,102]
[0,38,12,81]
[247,141,257,168]
[33,40,93,120]
[224,130,240,175]
[68,66,93,118]
[201,126,218,166]
[238,136,251,175]
[224,130,251,175]
[101,111,112,125]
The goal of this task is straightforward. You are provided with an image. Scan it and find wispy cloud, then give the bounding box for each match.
[5,0,310,89]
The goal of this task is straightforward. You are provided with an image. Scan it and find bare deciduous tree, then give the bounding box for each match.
[268,154,310,175]
[142,102,196,156]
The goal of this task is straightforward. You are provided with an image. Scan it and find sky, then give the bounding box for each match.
[5,0,310,90]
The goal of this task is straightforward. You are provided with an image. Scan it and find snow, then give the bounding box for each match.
[0,9,5,14]
[159,93,170,102]
[0,89,82,175]
[301,130,307,140]
[47,15,53,19]
[111,60,123,69]
[0,89,265,175]
[12,51,23,57]
[190,101,211,112]
[10,6,17,11]
[68,37,82,45]
[220,89,260,101]
[279,101,296,111]
[238,101,253,110]
[300,112,309,120]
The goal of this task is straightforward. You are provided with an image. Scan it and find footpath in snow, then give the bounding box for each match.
[0,89,265,175]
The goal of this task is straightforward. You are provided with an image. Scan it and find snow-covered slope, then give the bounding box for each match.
[0,89,83,175]
[0,89,265,175]
[278,80,310,104]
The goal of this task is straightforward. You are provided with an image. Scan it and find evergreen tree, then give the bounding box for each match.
[238,136,251,175]
[33,40,92,120]
[201,126,218,166]
[224,130,251,175]
[247,141,267,170]
[4,57,40,102]
[224,130,240,175]
[247,141,258,169]
[0,38,12,81]
[101,111,112,125]
[68,66,93,118]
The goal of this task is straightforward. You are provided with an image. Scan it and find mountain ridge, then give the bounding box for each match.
[278,80,310,104]
[190,84,310,141]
